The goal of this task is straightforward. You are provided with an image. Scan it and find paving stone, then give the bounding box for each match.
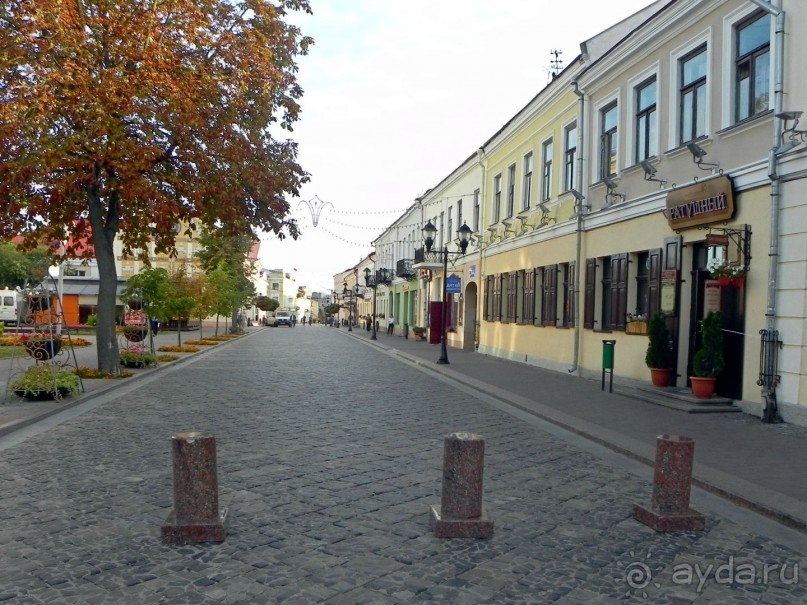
[0,329,804,604]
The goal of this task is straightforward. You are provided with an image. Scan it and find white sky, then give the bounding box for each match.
[260,0,655,293]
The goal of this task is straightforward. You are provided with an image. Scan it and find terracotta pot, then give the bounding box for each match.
[732,276,745,288]
[717,276,731,287]
[649,367,672,388]
[690,376,717,399]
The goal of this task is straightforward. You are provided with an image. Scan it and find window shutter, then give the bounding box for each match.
[610,254,628,330]
[584,259,596,329]
[648,248,662,316]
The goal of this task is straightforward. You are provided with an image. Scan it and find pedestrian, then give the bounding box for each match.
[150,318,160,336]
[291,314,297,327]
[301,316,306,326]
[387,315,395,335]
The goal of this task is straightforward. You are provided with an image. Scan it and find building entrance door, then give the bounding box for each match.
[688,243,744,399]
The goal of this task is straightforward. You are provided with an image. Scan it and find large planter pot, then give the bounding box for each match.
[123,326,147,342]
[649,367,672,388]
[24,339,62,361]
[13,386,72,401]
[690,376,717,399]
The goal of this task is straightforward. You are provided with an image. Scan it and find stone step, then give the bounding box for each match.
[615,384,740,414]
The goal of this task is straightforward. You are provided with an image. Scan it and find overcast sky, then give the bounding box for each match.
[260,0,655,293]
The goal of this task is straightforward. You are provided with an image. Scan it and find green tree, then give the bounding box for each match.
[206,266,240,336]
[0,1,311,371]
[0,243,52,289]
[195,230,257,331]
[162,268,199,346]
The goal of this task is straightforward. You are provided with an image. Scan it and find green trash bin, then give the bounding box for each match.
[602,339,616,392]
[602,340,616,369]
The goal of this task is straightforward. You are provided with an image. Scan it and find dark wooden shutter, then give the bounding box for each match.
[610,254,628,330]
[543,264,558,325]
[648,248,662,316]
[584,258,596,329]
[523,269,534,324]
[566,262,576,327]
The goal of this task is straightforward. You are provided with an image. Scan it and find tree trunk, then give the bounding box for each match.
[87,187,121,374]
[215,315,219,336]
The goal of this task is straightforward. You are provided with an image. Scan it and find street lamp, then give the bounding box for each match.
[423,221,473,364]
[364,267,379,340]
[342,281,360,332]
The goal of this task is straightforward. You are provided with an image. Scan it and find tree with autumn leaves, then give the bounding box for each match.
[0,0,312,372]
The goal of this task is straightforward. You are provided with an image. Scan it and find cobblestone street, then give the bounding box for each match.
[0,327,804,604]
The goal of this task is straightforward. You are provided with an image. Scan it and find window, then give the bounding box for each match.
[493,175,502,224]
[447,206,453,243]
[635,77,657,162]
[457,199,463,230]
[541,139,553,201]
[680,45,707,144]
[564,123,577,191]
[439,211,444,248]
[506,164,516,218]
[522,152,533,211]
[473,189,480,232]
[600,102,618,178]
[735,12,770,122]
[541,265,558,326]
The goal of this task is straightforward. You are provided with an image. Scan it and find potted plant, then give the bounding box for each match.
[21,332,63,361]
[119,345,157,368]
[412,326,427,341]
[123,323,148,342]
[11,365,80,400]
[707,258,747,288]
[690,310,725,399]
[645,313,674,387]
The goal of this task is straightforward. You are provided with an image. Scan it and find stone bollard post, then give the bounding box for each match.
[162,431,228,544]
[633,434,704,532]
[429,432,494,538]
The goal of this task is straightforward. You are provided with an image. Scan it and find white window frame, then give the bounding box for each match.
[668,31,712,150]
[563,119,577,192]
[721,5,774,130]
[592,92,620,183]
[522,151,533,211]
[541,137,553,201]
[626,63,660,166]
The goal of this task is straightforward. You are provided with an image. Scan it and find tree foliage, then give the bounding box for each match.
[0,0,312,371]
[0,243,51,288]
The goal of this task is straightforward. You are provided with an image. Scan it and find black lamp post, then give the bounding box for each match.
[364,267,378,340]
[423,221,473,364]
[342,282,353,332]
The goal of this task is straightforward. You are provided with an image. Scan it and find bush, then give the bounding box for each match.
[11,365,80,398]
[85,313,98,326]
[645,313,673,369]
[693,311,725,378]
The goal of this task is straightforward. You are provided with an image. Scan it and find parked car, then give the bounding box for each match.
[274,311,292,327]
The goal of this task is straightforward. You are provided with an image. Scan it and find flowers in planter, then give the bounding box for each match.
[20,331,62,343]
[707,258,747,285]
[11,365,80,400]
[119,345,157,368]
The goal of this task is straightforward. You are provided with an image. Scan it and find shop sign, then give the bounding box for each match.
[664,176,734,230]
[469,265,477,278]
[660,270,677,313]
[446,274,462,294]
[704,280,721,315]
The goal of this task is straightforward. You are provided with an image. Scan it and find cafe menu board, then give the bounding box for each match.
[661,270,677,313]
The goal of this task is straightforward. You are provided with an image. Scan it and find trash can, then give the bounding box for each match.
[602,340,616,370]
[602,339,616,392]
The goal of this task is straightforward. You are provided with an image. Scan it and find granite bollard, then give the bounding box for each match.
[161,431,228,544]
[633,434,705,532]
[430,432,494,538]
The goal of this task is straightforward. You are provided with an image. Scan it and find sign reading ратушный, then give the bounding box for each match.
[664,176,735,230]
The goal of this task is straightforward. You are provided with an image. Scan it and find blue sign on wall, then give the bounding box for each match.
[446,274,462,294]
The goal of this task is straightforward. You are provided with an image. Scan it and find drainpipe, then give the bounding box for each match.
[568,79,586,374]
[475,147,487,351]
[746,0,784,422]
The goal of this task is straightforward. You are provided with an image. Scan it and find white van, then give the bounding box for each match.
[0,288,20,324]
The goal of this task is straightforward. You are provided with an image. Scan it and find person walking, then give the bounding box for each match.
[387,315,395,335]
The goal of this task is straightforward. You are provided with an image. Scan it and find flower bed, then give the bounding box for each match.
[157,345,200,353]
[184,339,219,346]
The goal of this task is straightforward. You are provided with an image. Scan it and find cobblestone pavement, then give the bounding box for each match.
[0,327,804,604]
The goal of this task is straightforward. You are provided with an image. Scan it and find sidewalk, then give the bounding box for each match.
[343,325,807,534]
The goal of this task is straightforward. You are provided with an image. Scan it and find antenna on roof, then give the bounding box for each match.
[549,50,563,80]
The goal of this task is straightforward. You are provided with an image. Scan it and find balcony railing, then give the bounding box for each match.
[396,258,415,280]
